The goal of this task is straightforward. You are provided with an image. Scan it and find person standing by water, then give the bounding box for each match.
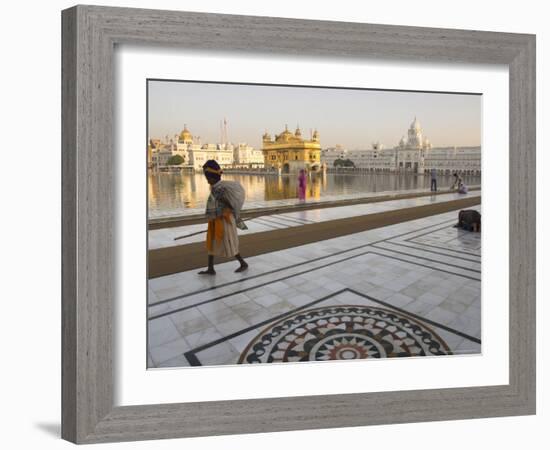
[198,160,248,275]
[298,168,307,202]
[430,168,437,192]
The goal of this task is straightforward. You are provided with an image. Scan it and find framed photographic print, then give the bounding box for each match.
[61,5,536,444]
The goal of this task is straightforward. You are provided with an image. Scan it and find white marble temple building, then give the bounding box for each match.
[233,143,265,168]
[321,118,481,175]
[151,125,238,170]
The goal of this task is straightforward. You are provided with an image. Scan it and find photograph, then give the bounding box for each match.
[146,80,482,368]
[2,0,541,446]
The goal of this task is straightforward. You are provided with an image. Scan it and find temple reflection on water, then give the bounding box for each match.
[147,170,481,217]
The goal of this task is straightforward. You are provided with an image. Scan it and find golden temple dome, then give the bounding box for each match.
[275,124,294,142]
[282,124,292,135]
[179,124,193,142]
[295,125,302,137]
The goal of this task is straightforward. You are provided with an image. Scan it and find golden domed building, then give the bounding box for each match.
[262,125,321,173]
[179,124,194,145]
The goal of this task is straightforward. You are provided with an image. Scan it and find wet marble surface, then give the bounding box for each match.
[149,191,480,250]
[148,205,482,368]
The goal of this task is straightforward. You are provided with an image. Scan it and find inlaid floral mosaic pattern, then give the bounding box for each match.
[239,304,451,363]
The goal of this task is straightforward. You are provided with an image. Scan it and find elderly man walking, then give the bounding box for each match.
[199,159,248,275]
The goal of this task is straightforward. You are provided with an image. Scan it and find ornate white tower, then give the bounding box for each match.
[407,117,423,148]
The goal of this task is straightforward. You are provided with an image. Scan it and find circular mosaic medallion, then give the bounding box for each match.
[238,305,451,364]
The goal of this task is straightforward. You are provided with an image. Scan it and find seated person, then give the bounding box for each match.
[454,209,481,232]
[458,182,468,194]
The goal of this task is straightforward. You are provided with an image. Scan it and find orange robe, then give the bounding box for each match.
[205,208,239,257]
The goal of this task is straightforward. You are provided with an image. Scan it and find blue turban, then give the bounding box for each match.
[203,159,222,183]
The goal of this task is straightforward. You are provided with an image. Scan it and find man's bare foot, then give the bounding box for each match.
[235,263,248,273]
[198,269,216,275]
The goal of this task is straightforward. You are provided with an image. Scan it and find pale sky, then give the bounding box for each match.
[147,80,481,150]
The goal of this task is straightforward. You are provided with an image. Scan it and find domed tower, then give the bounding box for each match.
[407,117,423,149]
[179,124,193,145]
[275,125,294,143]
[398,136,406,148]
[312,128,320,142]
[295,125,302,138]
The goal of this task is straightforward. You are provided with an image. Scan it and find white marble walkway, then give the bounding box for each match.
[147,205,482,368]
[149,191,480,249]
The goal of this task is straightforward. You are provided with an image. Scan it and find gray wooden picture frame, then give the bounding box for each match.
[61,4,536,444]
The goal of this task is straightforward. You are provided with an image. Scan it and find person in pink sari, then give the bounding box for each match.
[298,169,307,202]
